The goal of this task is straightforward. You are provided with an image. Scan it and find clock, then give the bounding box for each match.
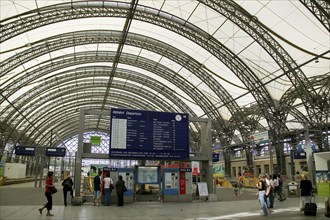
[175,114,182,122]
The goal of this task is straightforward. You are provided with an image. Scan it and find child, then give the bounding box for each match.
[234,183,239,196]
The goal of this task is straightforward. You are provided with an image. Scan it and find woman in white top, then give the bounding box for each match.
[103,173,114,206]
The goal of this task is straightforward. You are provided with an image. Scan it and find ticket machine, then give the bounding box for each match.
[117,168,135,203]
[179,168,193,201]
[101,167,118,204]
[162,168,179,202]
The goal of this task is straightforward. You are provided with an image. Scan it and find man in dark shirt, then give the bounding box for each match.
[93,171,102,206]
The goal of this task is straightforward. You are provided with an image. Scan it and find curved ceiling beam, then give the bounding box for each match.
[0,30,268,144]
[279,74,330,130]
[299,0,330,32]
[0,1,321,130]
[11,83,173,143]
[0,34,231,139]
[3,67,198,131]
[200,0,326,124]
[1,51,207,119]
[22,92,163,145]
[0,2,279,140]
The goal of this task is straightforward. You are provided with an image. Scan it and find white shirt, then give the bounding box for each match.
[103,177,113,189]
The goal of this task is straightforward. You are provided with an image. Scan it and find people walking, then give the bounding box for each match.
[266,174,274,209]
[299,174,313,212]
[38,171,55,216]
[237,172,244,195]
[274,173,284,201]
[256,174,269,216]
[62,176,74,206]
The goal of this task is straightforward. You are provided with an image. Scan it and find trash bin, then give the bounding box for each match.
[287,181,299,197]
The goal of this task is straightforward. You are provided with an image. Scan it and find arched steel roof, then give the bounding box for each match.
[0,0,329,157]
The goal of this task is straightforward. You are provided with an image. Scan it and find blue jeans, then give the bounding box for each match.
[258,191,268,216]
[267,191,274,208]
[104,188,112,206]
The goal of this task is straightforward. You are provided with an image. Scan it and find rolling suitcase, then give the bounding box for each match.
[304,196,317,216]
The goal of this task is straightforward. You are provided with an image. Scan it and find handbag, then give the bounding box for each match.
[50,187,58,194]
[110,184,114,189]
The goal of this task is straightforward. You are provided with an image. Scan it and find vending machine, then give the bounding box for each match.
[117,168,134,195]
[179,168,193,201]
[101,167,118,204]
[117,168,135,203]
[162,168,179,202]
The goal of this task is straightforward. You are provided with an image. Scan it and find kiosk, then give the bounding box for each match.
[179,168,193,202]
[118,168,135,203]
[101,167,118,205]
[162,168,193,202]
[162,168,179,202]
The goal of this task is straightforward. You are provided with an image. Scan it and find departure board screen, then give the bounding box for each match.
[109,108,189,160]
[15,146,36,156]
[45,147,66,157]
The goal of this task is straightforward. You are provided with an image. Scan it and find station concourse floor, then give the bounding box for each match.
[0,182,328,220]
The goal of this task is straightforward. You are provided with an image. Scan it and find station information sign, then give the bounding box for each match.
[15,146,36,156]
[45,147,66,157]
[109,108,189,160]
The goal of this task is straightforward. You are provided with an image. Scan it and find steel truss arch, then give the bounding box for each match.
[5,78,198,139]
[299,0,330,33]
[2,67,198,131]
[0,32,232,140]
[0,51,209,134]
[199,0,325,123]
[279,74,330,132]
[0,2,278,141]
[23,89,166,146]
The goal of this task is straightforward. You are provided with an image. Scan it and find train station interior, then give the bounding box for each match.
[0,0,329,219]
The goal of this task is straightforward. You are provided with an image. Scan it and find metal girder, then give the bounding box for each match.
[10,84,171,144]
[2,67,198,131]
[279,74,330,131]
[0,51,208,138]
[0,2,268,143]
[24,91,161,146]
[0,31,228,140]
[201,0,325,122]
[299,0,330,32]
[196,0,329,173]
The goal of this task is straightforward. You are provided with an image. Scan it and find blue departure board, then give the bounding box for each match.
[109,108,189,160]
[45,147,66,157]
[15,146,36,156]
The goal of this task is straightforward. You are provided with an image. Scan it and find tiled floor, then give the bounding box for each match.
[0,182,328,220]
